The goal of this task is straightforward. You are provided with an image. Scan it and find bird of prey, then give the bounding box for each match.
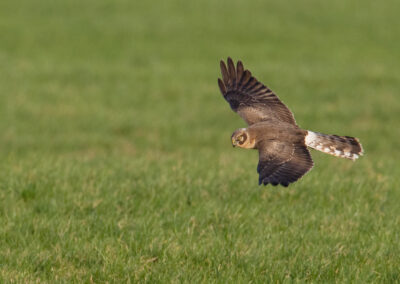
[218,57,363,187]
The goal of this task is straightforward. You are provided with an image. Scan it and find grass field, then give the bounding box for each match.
[1,0,400,282]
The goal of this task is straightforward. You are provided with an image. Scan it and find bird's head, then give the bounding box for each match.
[231,128,255,149]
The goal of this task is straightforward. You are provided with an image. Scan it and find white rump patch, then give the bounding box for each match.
[305,131,318,147]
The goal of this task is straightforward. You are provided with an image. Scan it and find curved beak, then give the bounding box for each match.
[232,137,238,147]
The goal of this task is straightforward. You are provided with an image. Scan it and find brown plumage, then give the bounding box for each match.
[219,57,363,187]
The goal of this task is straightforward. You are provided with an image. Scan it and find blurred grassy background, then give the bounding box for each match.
[1,0,399,282]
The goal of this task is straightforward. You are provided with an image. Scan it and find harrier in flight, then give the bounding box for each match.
[218,58,363,187]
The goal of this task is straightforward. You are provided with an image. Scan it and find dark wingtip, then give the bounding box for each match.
[218,78,226,95]
[220,60,229,84]
[260,179,290,187]
[237,60,244,70]
[236,60,245,86]
[219,60,226,69]
[227,57,236,81]
[243,70,252,79]
[270,181,279,186]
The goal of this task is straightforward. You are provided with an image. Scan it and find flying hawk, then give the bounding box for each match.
[218,58,363,187]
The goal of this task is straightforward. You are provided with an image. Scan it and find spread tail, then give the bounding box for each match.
[305,131,363,160]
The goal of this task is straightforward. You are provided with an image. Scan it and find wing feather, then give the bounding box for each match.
[257,142,314,187]
[220,60,230,86]
[218,78,226,95]
[218,57,297,125]
[236,60,244,80]
[227,57,236,82]
[238,70,252,88]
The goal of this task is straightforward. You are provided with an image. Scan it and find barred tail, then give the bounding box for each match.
[304,131,363,160]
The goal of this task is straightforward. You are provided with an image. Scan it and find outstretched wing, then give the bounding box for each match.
[257,141,314,187]
[218,57,297,125]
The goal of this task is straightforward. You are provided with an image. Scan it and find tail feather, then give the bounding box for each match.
[305,131,363,160]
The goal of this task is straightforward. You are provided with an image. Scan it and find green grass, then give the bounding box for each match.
[1,0,400,282]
